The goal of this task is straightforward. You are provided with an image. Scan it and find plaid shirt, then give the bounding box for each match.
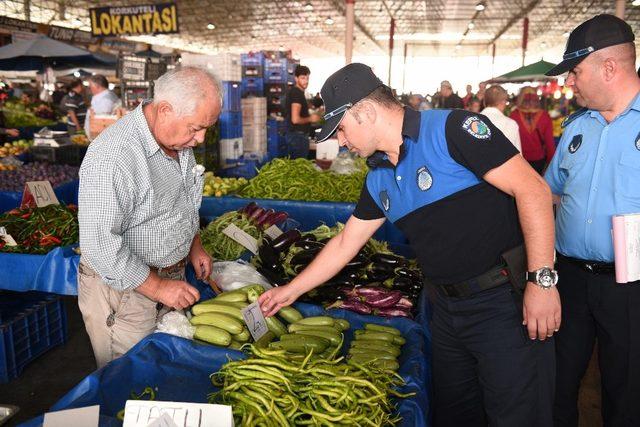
[78,102,204,291]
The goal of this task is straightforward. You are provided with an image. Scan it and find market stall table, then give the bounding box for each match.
[0,179,79,213]
[19,302,432,427]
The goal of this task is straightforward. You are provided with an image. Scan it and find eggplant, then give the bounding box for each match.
[248,207,265,223]
[397,297,414,308]
[363,290,403,308]
[263,211,288,228]
[271,229,302,252]
[389,277,421,292]
[394,267,422,281]
[240,201,258,216]
[301,234,317,241]
[290,248,321,266]
[257,266,287,287]
[294,239,326,251]
[374,307,413,318]
[355,286,393,298]
[370,253,407,267]
[258,239,280,267]
[334,269,359,281]
[320,277,354,288]
[327,299,372,314]
[343,253,369,271]
[255,208,275,228]
[318,237,331,244]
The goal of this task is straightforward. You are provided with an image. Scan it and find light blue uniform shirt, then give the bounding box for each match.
[545,93,640,262]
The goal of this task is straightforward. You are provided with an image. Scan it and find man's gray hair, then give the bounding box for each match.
[153,66,223,116]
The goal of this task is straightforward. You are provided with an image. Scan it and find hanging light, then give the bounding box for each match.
[467,22,475,30]
[475,3,485,11]
[207,23,215,30]
[325,17,334,25]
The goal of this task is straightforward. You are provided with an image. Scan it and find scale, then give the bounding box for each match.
[33,128,71,147]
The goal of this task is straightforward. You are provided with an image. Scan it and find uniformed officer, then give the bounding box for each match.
[544,14,640,427]
[259,63,560,427]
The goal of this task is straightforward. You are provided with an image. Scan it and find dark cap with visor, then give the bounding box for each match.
[316,63,384,142]
[546,14,635,76]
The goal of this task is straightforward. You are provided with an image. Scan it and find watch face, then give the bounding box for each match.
[538,268,558,288]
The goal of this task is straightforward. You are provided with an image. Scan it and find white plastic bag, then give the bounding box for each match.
[156,311,195,339]
[329,151,360,175]
[210,260,272,292]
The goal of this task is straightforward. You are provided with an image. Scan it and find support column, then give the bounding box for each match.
[388,17,395,86]
[615,0,625,19]
[345,0,355,64]
[24,0,31,21]
[522,17,529,66]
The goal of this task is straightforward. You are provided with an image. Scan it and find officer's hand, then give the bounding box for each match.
[155,279,200,310]
[522,283,561,340]
[258,284,301,317]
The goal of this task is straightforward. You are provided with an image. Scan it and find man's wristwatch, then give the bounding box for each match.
[526,267,558,290]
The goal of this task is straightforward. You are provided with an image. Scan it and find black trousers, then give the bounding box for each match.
[554,255,640,427]
[431,284,555,427]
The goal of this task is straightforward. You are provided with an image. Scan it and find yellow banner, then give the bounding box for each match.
[90,3,178,37]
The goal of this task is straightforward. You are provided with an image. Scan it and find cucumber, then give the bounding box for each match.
[278,306,303,323]
[348,358,399,371]
[354,330,398,344]
[246,287,265,303]
[392,336,406,346]
[269,336,329,353]
[254,331,276,349]
[192,303,244,320]
[348,348,397,360]
[233,327,251,342]
[201,300,248,309]
[293,329,342,346]
[351,340,401,356]
[214,290,248,303]
[228,340,244,350]
[288,324,341,334]
[364,323,401,336]
[189,312,244,335]
[265,316,288,337]
[335,319,351,331]
[293,316,336,327]
[194,325,232,347]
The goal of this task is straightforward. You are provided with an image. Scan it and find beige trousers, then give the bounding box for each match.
[77,259,183,369]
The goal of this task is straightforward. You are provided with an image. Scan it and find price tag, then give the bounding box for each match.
[264,225,283,240]
[0,227,18,247]
[21,181,60,208]
[222,223,258,254]
[242,301,269,341]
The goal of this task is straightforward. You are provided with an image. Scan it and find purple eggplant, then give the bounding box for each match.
[257,266,287,287]
[240,202,258,216]
[363,290,403,308]
[343,253,369,271]
[374,307,413,318]
[370,253,407,267]
[264,211,289,227]
[397,297,414,309]
[327,299,372,314]
[394,267,422,281]
[258,239,280,269]
[355,286,392,298]
[255,209,275,228]
[294,239,326,251]
[290,248,321,266]
[271,229,302,252]
[248,207,265,223]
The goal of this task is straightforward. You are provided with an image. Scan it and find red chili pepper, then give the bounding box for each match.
[7,209,21,216]
[21,212,32,219]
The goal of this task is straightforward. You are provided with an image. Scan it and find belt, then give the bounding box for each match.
[557,253,615,275]
[436,264,511,298]
[151,258,187,275]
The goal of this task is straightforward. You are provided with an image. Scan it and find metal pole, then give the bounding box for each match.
[24,0,31,21]
[615,0,625,19]
[402,43,408,93]
[345,0,355,64]
[522,17,529,67]
[388,18,395,86]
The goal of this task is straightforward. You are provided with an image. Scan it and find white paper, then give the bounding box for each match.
[43,405,99,427]
[222,223,258,254]
[0,227,17,247]
[242,301,269,341]
[264,224,283,240]
[123,400,233,427]
[25,181,60,207]
[624,215,640,282]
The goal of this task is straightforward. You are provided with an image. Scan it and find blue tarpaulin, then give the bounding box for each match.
[19,302,431,427]
[200,196,408,244]
[0,179,80,214]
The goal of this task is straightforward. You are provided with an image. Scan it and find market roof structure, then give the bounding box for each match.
[1,0,639,59]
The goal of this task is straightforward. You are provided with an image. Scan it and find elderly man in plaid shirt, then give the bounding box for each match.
[77,67,221,368]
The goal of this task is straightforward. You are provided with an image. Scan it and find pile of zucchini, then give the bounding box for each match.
[347,324,406,371]
[268,315,350,359]
[189,285,302,349]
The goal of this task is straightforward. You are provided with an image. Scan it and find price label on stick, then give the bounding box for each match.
[264,225,283,240]
[242,302,269,341]
[222,223,258,254]
[21,181,60,208]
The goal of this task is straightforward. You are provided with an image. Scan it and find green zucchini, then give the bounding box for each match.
[189,312,243,335]
[191,303,243,320]
[254,331,276,349]
[277,306,303,323]
[269,336,329,353]
[364,323,401,336]
[335,319,351,331]
[233,327,251,342]
[293,329,342,346]
[288,324,341,334]
[348,348,397,360]
[293,316,336,327]
[265,316,288,337]
[213,290,249,303]
[354,330,398,344]
[193,325,232,347]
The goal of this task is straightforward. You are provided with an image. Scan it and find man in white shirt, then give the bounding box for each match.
[481,85,522,152]
[85,74,120,138]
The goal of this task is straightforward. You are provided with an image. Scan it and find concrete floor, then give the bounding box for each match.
[1,296,604,426]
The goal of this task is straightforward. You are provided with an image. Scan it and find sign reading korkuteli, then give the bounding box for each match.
[90,3,179,37]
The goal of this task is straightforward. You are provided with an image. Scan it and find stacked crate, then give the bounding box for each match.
[180,52,241,82]
[267,118,288,159]
[241,52,265,98]
[263,57,298,119]
[218,81,243,165]
[241,97,268,158]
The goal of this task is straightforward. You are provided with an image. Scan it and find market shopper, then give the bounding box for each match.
[433,80,464,109]
[84,74,120,138]
[77,67,220,368]
[60,78,87,134]
[544,14,640,427]
[285,65,320,158]
[260,63,559,427]
[481,85,522,152]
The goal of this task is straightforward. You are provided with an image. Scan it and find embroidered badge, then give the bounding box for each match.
[568,134,582,154]
[462,116,491,140]
[416,166,433,191]
[635,131,640,151]
[380,190,390,212]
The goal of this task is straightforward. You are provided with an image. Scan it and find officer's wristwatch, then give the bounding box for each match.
[526,267,558,290]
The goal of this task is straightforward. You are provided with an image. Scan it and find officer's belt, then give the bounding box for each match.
[557,253,615,275]
[435,264,511,298]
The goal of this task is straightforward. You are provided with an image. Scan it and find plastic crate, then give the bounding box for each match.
[241,77,264,98]
[267,94,284,108]
[265,83,289,96]
[29,145,88,166]
[221,81,241,112]
[241,52,265,67]
[218,159,261,179]
[218,111,243,139]
[219,138,243,163]
[242,65,263,78]
[0,291,67,383]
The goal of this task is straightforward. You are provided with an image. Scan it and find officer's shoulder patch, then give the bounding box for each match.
[461,115,491,140]
[561,108,588,129]
[416,166,433,191]
[568,134,582,154]
[379,190,391,212]
[635,130,640,151]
